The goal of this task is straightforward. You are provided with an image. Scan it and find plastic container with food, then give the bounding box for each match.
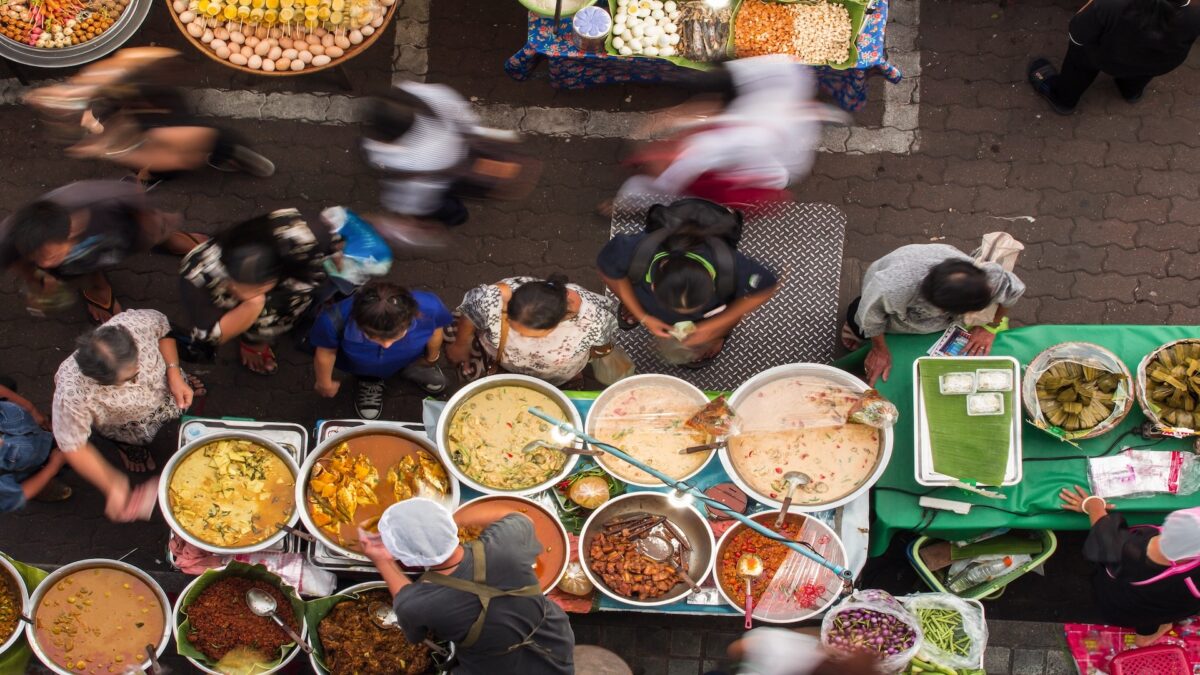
[722,364,893,511]
[27,559,172,675]
[939,372,976,395]
[966,392,1005,417]
[714,511,847,623]
[437,374,582,496]
[976,369,1014,392]
[161,432,301,555]
[297,424,460,561]
[586,374,714,487]
[173,561,308,675]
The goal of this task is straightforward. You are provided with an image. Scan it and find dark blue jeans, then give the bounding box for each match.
[0,402,54,512]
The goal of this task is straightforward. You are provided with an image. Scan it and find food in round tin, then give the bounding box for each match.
[1,0,130,49]
[445,385,569,491]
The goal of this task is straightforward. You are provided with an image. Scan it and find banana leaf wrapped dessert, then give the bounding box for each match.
[1023,342,1133,441]
[1139,340,1200,431]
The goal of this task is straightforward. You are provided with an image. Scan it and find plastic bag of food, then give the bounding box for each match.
[321,206,393,284]
[591,345,636,386]
[901,593,987,671]
[1024,342,1132,441]
[686,395,738,437]
[678,1,733,62]
[557,561,594,596]
[821,589,923,674]
[848,389,899,429]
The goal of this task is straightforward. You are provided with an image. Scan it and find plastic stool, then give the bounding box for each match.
[1110,645,1189,675]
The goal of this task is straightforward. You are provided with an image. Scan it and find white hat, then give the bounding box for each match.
[378,498,459,567]
[1161,507,1200,562]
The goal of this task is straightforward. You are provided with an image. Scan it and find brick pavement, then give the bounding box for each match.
[3,0,1200,671]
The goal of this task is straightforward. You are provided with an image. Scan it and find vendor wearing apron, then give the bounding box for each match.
[361,498,575,674]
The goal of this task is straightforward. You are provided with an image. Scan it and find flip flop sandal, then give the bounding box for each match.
[1027,59,1076,116]
[82,290,121,325]
[239,341,279,375]
[841,323,864,351]
[184,372,208,398]
[115,444,156,473]
[617,304,639,331]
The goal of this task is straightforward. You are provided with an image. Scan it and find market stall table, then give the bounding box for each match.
[839,325,1200,557]
[505,5,902,112]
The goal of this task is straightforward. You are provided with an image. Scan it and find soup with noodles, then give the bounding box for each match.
[34,567,164,674]
[592,384,709,484]
[447,386,568,490]
[728,376,880,504]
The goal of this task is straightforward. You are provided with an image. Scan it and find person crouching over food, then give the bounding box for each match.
[310,280,452,421]
[846,243,1026,386]
[360,499,575,675]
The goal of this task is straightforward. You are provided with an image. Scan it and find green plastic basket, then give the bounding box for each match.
[906,530,1058,601]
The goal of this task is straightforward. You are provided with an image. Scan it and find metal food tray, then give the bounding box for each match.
[167,418,308,570]
[913,356,1023,487]
[304,419,427,574]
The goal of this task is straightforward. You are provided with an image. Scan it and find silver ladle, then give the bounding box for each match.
[636,533,702,594]
[370,603,452,658]
[245,588,312,655]
[774,471,812,528]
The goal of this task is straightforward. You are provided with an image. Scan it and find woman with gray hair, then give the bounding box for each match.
[51,308,201,521]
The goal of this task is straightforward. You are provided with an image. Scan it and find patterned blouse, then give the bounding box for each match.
[460,277,618,385]
[52,309,181,451]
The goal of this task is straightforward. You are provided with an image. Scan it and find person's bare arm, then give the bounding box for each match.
[21,449,65,499]
[445,316,476,364]
[313,347,340,397]
[599,271,673,338]
[685,287,778,344]
[360,535,413,595]
[425,328,445,363]
[214,295,268,345]
[62,443,131,520]
[0,384,48,427]
[158,336,192,409]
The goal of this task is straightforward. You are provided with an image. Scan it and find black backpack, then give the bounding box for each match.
[627,198,744,303]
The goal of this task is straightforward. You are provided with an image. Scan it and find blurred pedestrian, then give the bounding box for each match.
[612,55,845,211]
[310,280,451,420]
[52,309,202,521]
[848,243,1026,385]
[704,627,882,675]
[1061,486,1200,646]
[179,208,338,375]
[0,377,72,511]
[598,199,778,367]
[0,180,205,323]
[1028,0,1200,113]
[361,81,539,247]
[25,47,274,187]
[445,275,618,386]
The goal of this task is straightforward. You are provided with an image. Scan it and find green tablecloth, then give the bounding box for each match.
[837,325,1200,556]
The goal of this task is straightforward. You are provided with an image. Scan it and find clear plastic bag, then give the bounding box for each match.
[901,592,988,671]
[557,561,594,596]
[820,589,923,674]
[591,345,636,386]
[1023,342,1133,441]
[1088,449,1200,499]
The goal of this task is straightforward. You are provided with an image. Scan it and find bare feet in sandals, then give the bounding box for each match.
[1134,624,1173,647]
[184,372,208,398]
[240,341,278,375]
[116,444,156,473]
[83,289,122,325]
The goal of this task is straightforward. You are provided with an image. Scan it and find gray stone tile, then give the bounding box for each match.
[667,658,701,675]
[637,627,672,656]
[984,646,1013,675]
[987,620,1067,649]
[702,659,738,674]
[637,656,669,675]
[1012,648,1047,675]
[1045,648,1076,675]
[671,630,703,657]
[704,632,740,659]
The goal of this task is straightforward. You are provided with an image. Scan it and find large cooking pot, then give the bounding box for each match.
[454,494,570,594]
[0,555,27,657]
[722,363,894,512]
[159,431,301,555]
[436,374,583,496]
[173,570,308,675]
[578,492,715,608]
[713,510,848,624]
[585,373,715,488]
[297,423,461,561]
[26,559,172,675]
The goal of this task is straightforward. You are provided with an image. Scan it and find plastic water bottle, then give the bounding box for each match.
[947,555,1031,593]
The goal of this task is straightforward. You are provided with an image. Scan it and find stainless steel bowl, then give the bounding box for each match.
[0,0,153,67]
[0,555,27,656]
[723,363,894,512]
[159,431,301,555]
[578,492,715,607]
[26,559,172,675]
[585,374,714,488]
[713,510,848,624]
[297,423,461,561]
[308,581,456,674]
[173,570,308,675]
[436,374,583,496]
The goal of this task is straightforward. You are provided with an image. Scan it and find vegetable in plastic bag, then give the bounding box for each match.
[820,589,923,674]
[901,592,988,671]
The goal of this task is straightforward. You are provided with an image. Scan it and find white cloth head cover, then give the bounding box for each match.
[378,497,459,567]
[1160,507,1200,562]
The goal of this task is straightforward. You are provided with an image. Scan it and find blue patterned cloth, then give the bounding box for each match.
[505,3,901,112]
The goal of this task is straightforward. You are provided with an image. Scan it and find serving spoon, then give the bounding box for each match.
[637,533,701,594]
[245,588,313,655]
[773,471,812,528]
[737,553,764,630]
[370,603,452,658]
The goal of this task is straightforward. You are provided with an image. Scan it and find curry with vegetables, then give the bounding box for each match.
[446,386,568,490]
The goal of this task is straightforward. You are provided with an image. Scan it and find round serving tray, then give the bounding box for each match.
[0,0,153,67]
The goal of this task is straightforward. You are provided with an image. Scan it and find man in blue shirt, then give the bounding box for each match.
[309,281,452,420]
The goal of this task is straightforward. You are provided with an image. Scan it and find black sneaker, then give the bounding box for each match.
[208,145,276,178]
[355,379,386,420]
[33,478,72,502]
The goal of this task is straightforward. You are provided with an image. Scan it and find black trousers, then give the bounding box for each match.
[1049,43,1154,108]
[846,297,866,339]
